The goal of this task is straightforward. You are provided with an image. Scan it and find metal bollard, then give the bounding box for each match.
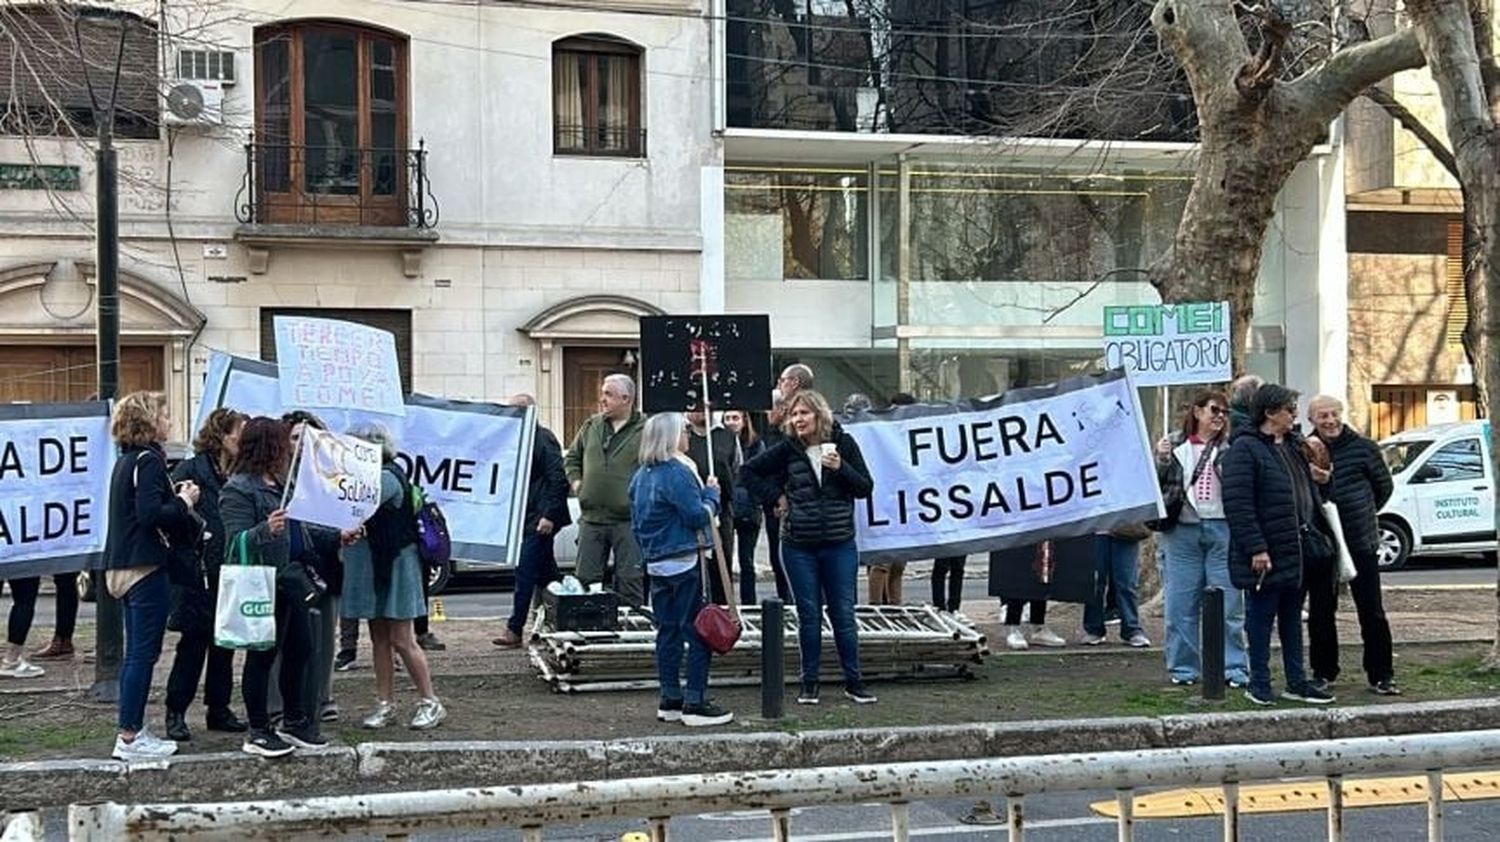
[1201,587,1226,701]
[761,598,785,720]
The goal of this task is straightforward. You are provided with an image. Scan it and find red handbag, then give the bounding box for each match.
[694,522,742,655]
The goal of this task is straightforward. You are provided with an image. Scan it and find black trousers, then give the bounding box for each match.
[1003,598,1045,626]
[241,585,312,731]
[1302,554,1340,682]
[930,557,966,612]
[5,577,40,646]
[1346,550,1394,683]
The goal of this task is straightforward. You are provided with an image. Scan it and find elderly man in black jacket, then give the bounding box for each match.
[494,395,573,647]
[1222,383,1337,707]
[1308,395,1399,695]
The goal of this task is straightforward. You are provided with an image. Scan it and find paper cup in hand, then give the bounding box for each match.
[819,443,838,458]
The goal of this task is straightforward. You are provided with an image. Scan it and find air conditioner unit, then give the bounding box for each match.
[163,81,223,127]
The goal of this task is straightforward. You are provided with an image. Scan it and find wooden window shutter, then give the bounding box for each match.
[259,307,413,393]
[1446,217,1468,345]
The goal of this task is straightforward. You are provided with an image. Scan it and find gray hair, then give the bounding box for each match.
[1230,374,1264,408]
[843,393,872,415]
[347,421,398,461]
[781,364,814,390]
[639,412,686,465]
[1307,394,1344,415]
[603,373,636,400]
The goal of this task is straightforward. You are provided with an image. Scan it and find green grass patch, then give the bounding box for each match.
[0,720,115,761]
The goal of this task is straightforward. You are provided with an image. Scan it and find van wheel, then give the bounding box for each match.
[77,570,96,603]
[427,560,451,596]
[1377,521,1411,571]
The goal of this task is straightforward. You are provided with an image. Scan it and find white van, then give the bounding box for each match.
[1376,421,1496,570]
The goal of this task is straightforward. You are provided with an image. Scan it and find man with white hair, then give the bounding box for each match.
[1308,394,1399,695]
[565,374,647,606]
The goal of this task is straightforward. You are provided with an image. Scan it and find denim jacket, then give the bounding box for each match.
[628,459,720,564]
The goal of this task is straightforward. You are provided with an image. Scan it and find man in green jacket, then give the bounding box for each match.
[565,373,647,606]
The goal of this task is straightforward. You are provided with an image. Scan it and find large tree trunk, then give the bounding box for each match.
[1406,0,1500,669]
[1150,1,1424,366]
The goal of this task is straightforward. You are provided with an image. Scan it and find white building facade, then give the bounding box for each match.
[0,0,717,442]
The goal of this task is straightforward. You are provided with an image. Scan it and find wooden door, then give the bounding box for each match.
[1370,385,1478,440]
[562,347,633,448]
[0,345,163,403]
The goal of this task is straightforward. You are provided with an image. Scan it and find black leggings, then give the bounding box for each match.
[242,586,312,730]
[1003,599,1046,626]
[931,557,966,612]
[4,574,78,646]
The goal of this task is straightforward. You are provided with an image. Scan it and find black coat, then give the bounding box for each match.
[525,426,572,532]
[104,444,195,572]
[686,426,741,517]
[741,422,873,548]
[171,452,227,577]
[1318,425,1394,556]
[1221,426,1329,591]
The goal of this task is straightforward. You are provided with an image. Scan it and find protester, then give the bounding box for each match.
[725,410,780,604]
[279,412,344,724]
[28,573,79,662]
[742,389,877,705]
[1153,390,1249,687]
[685,408,741,603]
[1222,383,1336,706]
[777,363,814,399]
[221,417,333,757]
[1227,375,1264,433]
[1000,597,1065,650]
[1309,395,1399,695]
[757,401,791,602]
[103,391,201,760]
[162,408,249,741]
[1082,529,1150,647]
[343,422,447,731]
[495,394,571,648]
[1,578,46,678]
[629,412,735,727]
[566,374,647,606]
[930,556,965,613]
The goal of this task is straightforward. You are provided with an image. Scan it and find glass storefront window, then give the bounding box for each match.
[726,168,869,281]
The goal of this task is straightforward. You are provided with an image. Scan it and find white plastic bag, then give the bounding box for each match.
[214,532,277,650]
[1321,502,1358,583]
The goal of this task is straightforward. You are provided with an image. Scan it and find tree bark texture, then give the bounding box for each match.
[1150,0,1425,370]
[1405,0,1500,668]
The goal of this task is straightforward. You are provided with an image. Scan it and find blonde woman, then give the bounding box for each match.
[741,390,876,706]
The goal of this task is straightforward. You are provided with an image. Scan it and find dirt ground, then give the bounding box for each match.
[1,588,1496,763]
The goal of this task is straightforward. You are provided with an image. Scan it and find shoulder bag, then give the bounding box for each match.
[693,515,742,655]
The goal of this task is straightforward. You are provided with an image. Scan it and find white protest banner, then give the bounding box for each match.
[846,370,1163,564]
[199,353,534,566]
[0,402,114,577]
[273,316,406,417]
[285,427,384,531]
[1101,301,1232,387]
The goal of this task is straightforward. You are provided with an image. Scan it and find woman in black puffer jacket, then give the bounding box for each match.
[1221,383,1336,707]
[742,390,875,707]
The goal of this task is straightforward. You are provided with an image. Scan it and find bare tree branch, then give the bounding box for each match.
[1363,84,1460,180]
[1289,27,1425,122]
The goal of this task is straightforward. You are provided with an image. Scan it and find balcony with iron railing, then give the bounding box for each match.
[553,124,647,158]
[233,139,440,276]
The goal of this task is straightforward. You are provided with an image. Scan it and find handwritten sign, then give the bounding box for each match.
[639,315,772,412]
[273,316,405,417]
[1101,301,1232,387]
[0,402,114,577]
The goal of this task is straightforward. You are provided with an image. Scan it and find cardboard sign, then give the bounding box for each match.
[844,370,1163,564]
[1102,301,1232,387]
[639,315,773,412]
[0,402,114,577]
[273,316,406,417]
[285,427,384,531]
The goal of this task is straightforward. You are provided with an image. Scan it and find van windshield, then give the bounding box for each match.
[1382,440,1434,475]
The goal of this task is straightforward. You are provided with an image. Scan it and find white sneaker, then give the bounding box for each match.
[1029,626,1067,648]
[1005,626,1029,651]
[0,658,44,679]
[112,732,177,761]
[1127,632,1152,648]
[361,700,397,729]
[135,728,179,756]
[410,698,447,730]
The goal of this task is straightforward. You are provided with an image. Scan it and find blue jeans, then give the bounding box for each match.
[1161,520,1249,684]
[782,539,861,686]
[1084,536,1144,639]
[508,529,560,636]
[1245,583,1308,698]
[118,568,172,732]
[650,566,712,706]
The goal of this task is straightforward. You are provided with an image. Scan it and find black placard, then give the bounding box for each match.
[639,315,772,412]
[987,536,1098,605]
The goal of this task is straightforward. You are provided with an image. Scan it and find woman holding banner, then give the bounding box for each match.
[742,390,876,706]
[221,418,335,757]
[629,412,734,727]
[342,422,446,731]
[103,391,201,761]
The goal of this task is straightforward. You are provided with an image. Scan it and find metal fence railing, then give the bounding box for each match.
[43,729,1500,841]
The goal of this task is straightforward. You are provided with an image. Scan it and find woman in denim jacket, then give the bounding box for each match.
[628,412,732,728]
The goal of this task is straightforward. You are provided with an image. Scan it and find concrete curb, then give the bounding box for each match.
[6,699,1500,809]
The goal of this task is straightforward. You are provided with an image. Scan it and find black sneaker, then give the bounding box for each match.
[1370,680,1403,696]
[1243,688,1276,707]
[1310,677,1334,693]
[334,650,358,672]
[242,729,295,758]
[1282,684,1336,705]
[796,682,820,705]
[205,707,248,733]
[844,682,878,705]
[277,723,330,749]
[416,632,446,651]
[656,698,683,723]
[681,701,735,727]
